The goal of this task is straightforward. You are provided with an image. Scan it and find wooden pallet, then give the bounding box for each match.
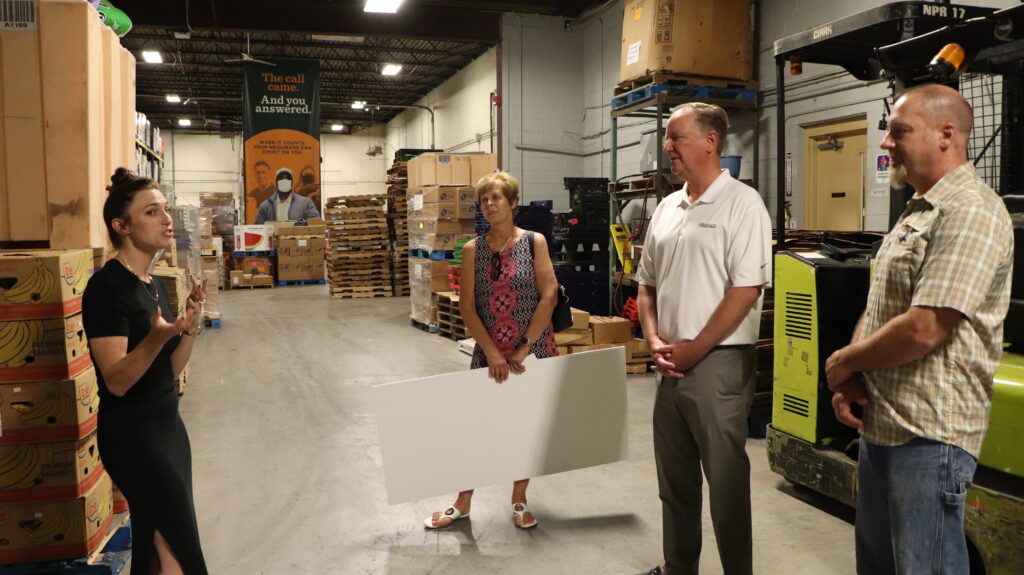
[330,286,393,298]
[615,71,758,95]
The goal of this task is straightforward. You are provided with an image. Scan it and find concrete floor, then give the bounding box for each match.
[180,285,857,574]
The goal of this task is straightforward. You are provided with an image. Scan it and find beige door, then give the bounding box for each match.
[805,119,867,231]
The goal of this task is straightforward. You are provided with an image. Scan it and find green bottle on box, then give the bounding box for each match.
[97,0,132,37]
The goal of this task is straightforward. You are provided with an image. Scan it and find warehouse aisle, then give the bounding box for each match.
[180,286,856,574]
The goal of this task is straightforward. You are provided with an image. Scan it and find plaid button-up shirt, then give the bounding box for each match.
[861,162,1013,457]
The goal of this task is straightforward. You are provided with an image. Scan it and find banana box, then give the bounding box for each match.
[0,250,93,321]
[0,366,100,444]
[0,470,113,564]
[0,313,92,383]
[0,431,104,503]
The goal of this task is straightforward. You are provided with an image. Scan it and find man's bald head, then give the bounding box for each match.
[897,84,973,140]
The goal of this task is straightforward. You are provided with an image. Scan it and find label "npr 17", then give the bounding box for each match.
[922,4,967,18]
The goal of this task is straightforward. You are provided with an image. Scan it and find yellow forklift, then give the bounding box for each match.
[768,4,1024,572]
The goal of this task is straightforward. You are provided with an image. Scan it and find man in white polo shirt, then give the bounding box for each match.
[636,103,772,575]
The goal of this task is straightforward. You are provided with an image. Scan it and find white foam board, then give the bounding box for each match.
[373,347,629,504]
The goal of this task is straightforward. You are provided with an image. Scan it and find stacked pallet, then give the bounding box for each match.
[152,264,190,317]
[387,159,410,296]
[435,292,469,341]
[325,195,392,298]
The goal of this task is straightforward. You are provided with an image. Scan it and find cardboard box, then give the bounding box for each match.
[409,202,460,221]
[0,366,99,443]
[0,250,94,321]
[408,218,474,236]
[277,263,303,282]
[409,232,472,253]
[0,432,103,503]
[626,338,652,363]
[409,258,452,292]
[233,225,275,252]
[0,314,91,383]
[555,329,593,347]
[409,185,469,205]
[556,346,570,356]
[468,153,498,186]
[199,192,234,207]
[590,316,632,344]
[0,471,113,564]
[236,257,273,277]
[230,270,274,288]
[569,343,623,354]
[619,0,753,83]
[569,307,590,331]
[274,223,325,237]
[408,154,472,187]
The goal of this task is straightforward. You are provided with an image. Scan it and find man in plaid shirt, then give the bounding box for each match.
[825,83,1013,574]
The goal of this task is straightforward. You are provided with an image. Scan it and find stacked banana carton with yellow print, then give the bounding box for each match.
[0,249,114,564]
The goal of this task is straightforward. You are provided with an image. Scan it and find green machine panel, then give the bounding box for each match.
[773,250,871,445]
[980,352,1024,478]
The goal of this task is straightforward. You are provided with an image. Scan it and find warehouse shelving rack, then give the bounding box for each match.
[607,89,760,307]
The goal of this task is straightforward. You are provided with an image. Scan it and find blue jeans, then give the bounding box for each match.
[856,438,977,575]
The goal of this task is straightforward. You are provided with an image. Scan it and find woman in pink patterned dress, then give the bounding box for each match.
[424,171,558,531]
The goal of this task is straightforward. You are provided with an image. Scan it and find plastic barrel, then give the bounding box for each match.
[721,155,742,178]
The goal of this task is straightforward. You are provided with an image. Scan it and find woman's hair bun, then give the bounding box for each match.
[107,167,135,192]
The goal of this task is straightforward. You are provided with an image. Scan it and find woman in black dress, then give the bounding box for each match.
[83,168,208,574]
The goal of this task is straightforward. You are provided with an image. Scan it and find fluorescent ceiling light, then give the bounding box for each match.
[165,94,181,103]
[142,50,163,64]
[178,118,191,126]
[331,124,344,132]
[351,101,366,110]
[364,0,404,13]
[381,64,402,76]
[311,34,365,43]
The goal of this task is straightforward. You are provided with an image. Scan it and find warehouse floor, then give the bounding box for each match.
[178,285,856,574]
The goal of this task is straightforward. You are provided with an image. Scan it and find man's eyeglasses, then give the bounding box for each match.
[490,252,502,282]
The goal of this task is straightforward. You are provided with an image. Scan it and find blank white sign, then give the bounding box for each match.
[373,348,629,505]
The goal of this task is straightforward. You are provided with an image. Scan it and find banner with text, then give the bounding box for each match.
[242,59,321,224]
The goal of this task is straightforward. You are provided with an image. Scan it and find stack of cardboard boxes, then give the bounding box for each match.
[230,224,275,288]
[386,157,410,296]
[0,249,115,564]
[554,309,652,373]
[406,153,496,327]
[325,196,393,298]
[274,221,326,284]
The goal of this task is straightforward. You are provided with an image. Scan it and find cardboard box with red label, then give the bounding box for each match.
[0,431,104,503]
[0,250,94,321]
[233,225,275,252]
[0,366,99,443]
[0,471,113,564]
[0,314,92,383]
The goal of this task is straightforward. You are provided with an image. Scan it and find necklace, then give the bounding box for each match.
[116,256,159,302]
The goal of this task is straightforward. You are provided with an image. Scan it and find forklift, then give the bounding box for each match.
[768,3,1024,573]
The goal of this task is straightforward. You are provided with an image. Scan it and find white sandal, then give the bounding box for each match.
[423,505,469,529]
[512,502,538,529]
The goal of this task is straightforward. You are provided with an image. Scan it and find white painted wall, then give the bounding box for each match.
[385,48,497,156]
[162,126,388,215]
[501,13,586,209]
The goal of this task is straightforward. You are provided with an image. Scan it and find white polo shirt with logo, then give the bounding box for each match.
[635,170,772,345]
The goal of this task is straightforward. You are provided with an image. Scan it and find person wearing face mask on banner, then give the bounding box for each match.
[254,167,321,224]
[295,164,321,206]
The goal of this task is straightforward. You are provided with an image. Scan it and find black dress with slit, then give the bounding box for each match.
[82,260,208,575]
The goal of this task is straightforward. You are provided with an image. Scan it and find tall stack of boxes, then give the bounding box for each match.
[386,157,410,296]
[553,177,612,315]
[406,153,496,327]
[230,224,275,288]
[0,249,115,564]
[325,196,393,298]
[274,221,327,284]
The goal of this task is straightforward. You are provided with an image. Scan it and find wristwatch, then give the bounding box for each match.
[517,336,532,348]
